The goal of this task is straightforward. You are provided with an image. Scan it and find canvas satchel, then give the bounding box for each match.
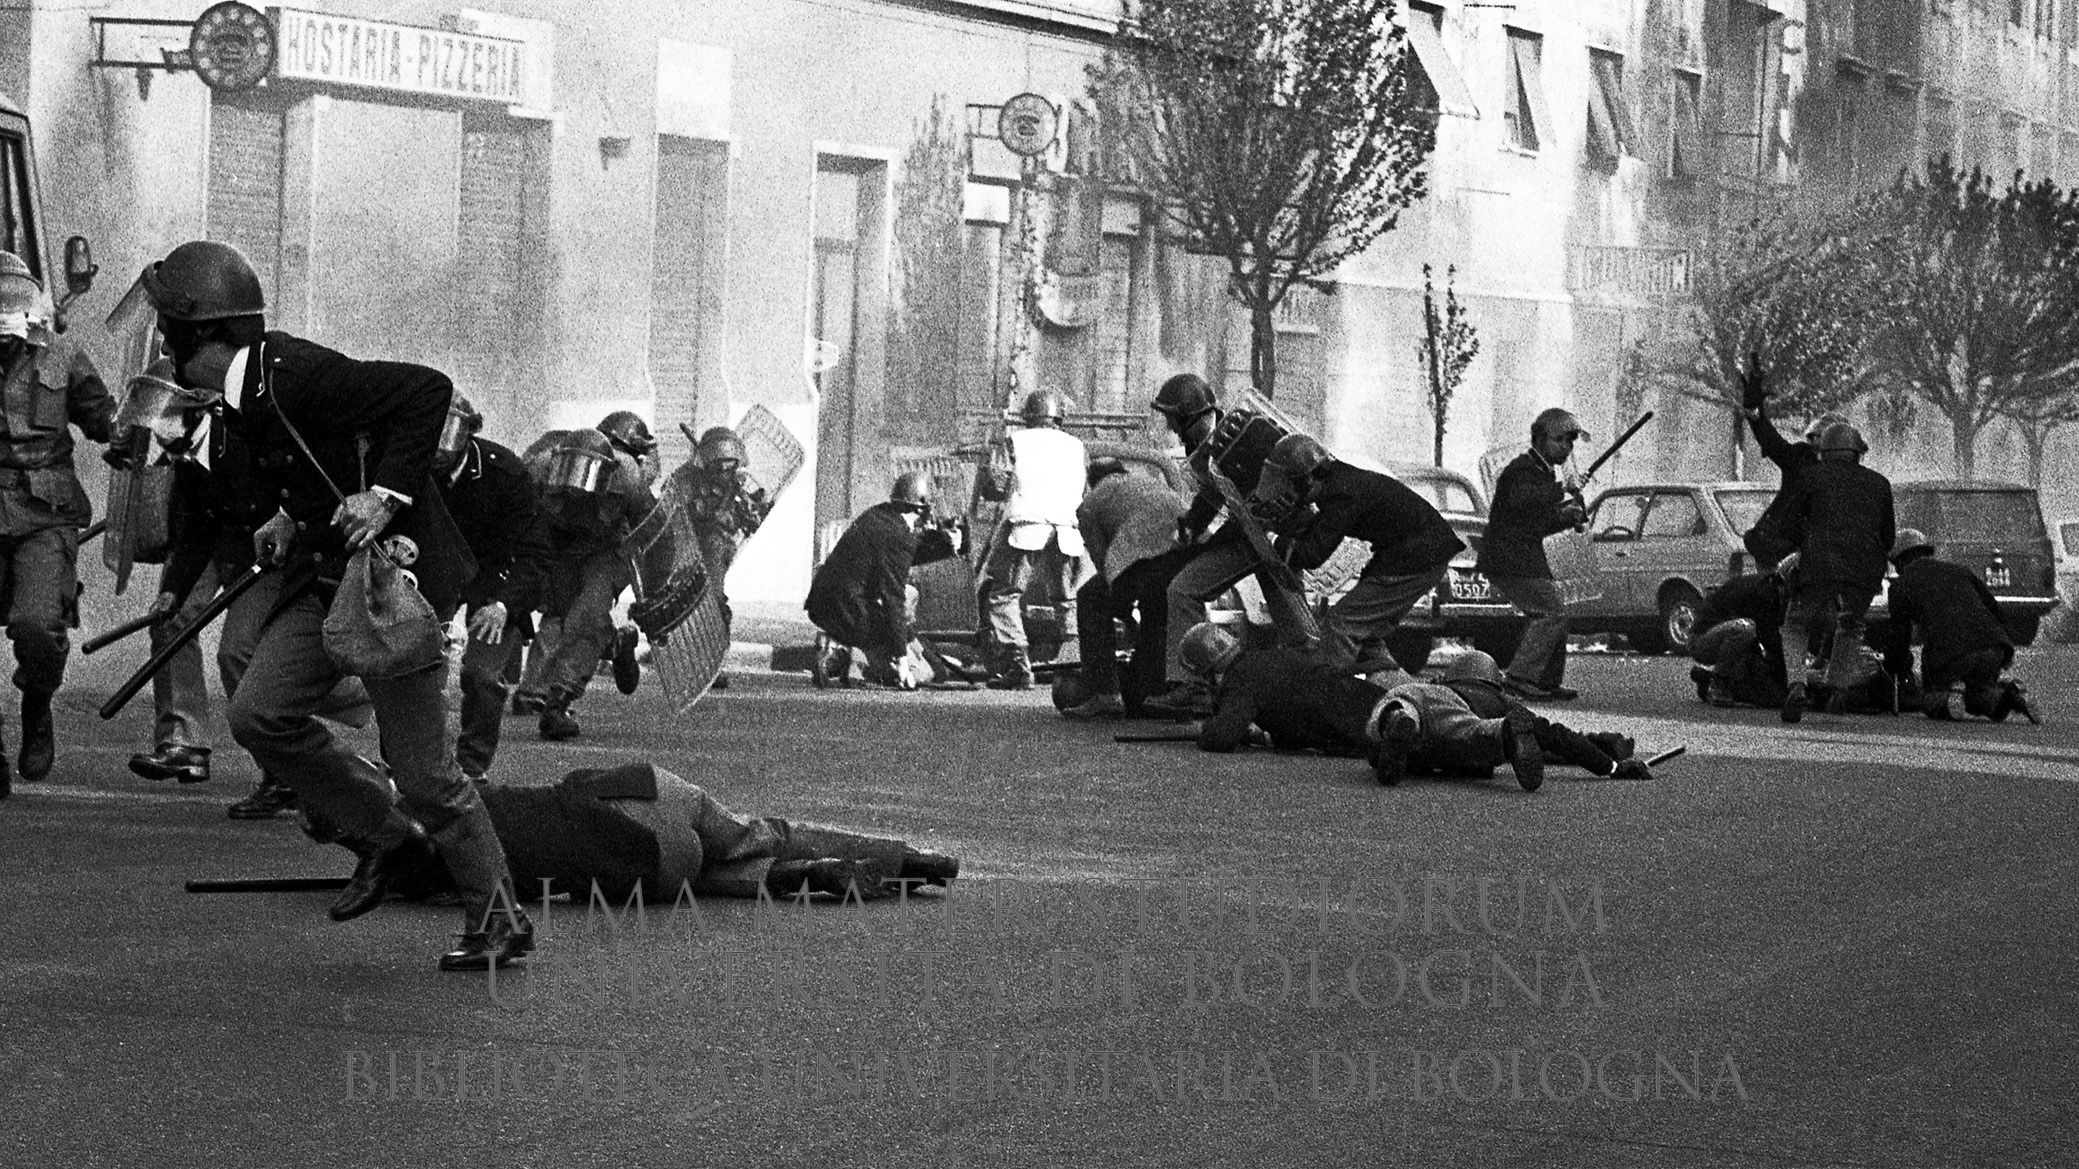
[263,372,445,678]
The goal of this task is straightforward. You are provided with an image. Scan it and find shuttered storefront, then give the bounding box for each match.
[206,92,285,306]
[456,118,530,426]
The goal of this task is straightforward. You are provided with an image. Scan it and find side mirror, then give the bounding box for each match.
[64,236,98,297]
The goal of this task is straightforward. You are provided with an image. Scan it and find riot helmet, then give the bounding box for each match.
[1151,373,1216,423]
[0,252,45,346]
[890,470,932,514]
[598,410,656,458]
[543,428,618,495]
[697,426,748,475]
[1021,390,1066,427]
[1889,528,1935,564]
[139,241,266,322]
[1442,650,1503,687]
[1179,622,1243,678]
[436,393,484,470]
[1265,434,1335,481]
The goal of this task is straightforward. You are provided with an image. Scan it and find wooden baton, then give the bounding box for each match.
[100,564,268,720]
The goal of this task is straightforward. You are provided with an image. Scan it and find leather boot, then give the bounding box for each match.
[130,744,212,784]
[1502,707,1545,793]
[985,646,1034,691]
[429,802,530,971]
[538,688,581,740]
[17,690,54,783]
[329,813,432,922]
[610,624,642,696]
[1364,700,1420,787]
[227,774,299,820]
[898,849,961,887]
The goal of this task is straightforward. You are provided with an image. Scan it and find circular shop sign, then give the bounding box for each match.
[190,2,277,93]
[997,93,1059,157]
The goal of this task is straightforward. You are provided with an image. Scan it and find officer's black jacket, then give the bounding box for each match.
[160,408,269,604]
[1880,555,2012,679]
[437,436,545,614]
[1200,646,1383,755]
[1779,459,1895,590]
[1280,462,1464,575]
[227,332,469,610]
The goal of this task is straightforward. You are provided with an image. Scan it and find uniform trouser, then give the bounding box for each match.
[151,558,227,750]
[1076,551,1184,711]
[1164,528,1314,683]
[693,522,738,631]
[515,617,560,704]
[1925,645,2012,716]
[608,768,914,900]
[982,531,1076,653]
[1690,619,1787,707]
[226,575,510,922]
[1781,582,1878,691]
[0,526,78,695]
[1489,575,1569,691]
[450,603,517,779]
[1322,562,1449,672]
[217,572,372,729]
[543,549,632,700]
[1381,682,1510,773]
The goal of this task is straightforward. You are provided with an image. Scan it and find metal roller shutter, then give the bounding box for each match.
[206,93,284,306]
[457,121,528,423]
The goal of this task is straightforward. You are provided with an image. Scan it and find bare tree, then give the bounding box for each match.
[1416,262,1477,466]
[1998,386,2079,487]
[1857,158,2079,478]
[1644,212,1882,444]
[1089,0,1435,398]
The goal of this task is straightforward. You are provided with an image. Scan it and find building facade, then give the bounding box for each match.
[5,0,2073,626]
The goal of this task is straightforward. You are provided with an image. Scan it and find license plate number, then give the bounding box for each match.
[1986,567,2010,588]
[1450,571,1492,601]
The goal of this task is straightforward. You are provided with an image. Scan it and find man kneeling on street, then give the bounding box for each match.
[1880,529,2038,724]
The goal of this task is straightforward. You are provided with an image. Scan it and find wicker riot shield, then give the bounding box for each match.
[623,475,732,716]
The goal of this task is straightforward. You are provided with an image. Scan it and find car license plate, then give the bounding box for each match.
[1986,566,2011,588]
[1450,570,1492,601]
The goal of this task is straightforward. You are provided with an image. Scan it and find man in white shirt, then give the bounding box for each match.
[976,391,1088,690]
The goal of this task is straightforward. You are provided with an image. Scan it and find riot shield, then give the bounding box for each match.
[623,468,731,715]
[730,404,806,540]
[101,368,183,594]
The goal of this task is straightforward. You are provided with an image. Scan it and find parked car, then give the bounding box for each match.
[1569,477,2060,655]
[1890,479,2060,646]
[1571,482,1775,654]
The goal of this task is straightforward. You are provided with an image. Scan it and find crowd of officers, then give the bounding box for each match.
[0,242,792,971]
[808,365,2039,787]
[0,239,2044,965]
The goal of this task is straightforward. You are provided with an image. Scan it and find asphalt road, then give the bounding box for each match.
[2,639,2075,1169]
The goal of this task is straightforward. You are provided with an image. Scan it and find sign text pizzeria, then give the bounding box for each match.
[272,7,525,103]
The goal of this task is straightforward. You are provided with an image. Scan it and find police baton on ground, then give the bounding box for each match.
[186,876,351,894]
[98,563,269,720]
[1644,745,1686,768]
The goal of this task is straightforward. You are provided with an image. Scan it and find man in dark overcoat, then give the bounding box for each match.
[140,239,525,972]
[1880,529,2034,722]
[804,471,958,687]
[1475,408,1590,701]
[1776,421,1894,722]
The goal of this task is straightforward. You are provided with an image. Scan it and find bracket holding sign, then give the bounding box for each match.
[89,1,276,98]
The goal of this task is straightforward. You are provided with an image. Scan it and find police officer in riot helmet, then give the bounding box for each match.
[0,251,115,798]
[430,392,545,780]
[136,238,527,971]
[976,390,1088,690]
[685,424,772,689]
[534,423,658,739]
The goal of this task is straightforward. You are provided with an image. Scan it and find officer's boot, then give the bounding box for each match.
[227,773,300,820]
[538,687,582,741]
[328,811,434,922]
[985,646,1034,691]
[17,689,55,783]
[432,804,535,972]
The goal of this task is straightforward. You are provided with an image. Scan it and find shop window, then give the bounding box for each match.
[1502,29,1551,152]
[1585,49,1639,164]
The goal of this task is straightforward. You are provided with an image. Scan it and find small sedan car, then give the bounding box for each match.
[1573,482,1776,653]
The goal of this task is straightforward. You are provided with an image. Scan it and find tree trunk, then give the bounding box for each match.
[1425,315,1446,467]
[2021,424,2048,488]
[1948,407,1978,480]
[1250,296,1279,399]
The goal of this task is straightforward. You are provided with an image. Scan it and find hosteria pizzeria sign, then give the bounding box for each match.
[273,7,525,103]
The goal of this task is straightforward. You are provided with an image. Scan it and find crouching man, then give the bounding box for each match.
[1881,529,2038,724]
[805,471,962,688]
